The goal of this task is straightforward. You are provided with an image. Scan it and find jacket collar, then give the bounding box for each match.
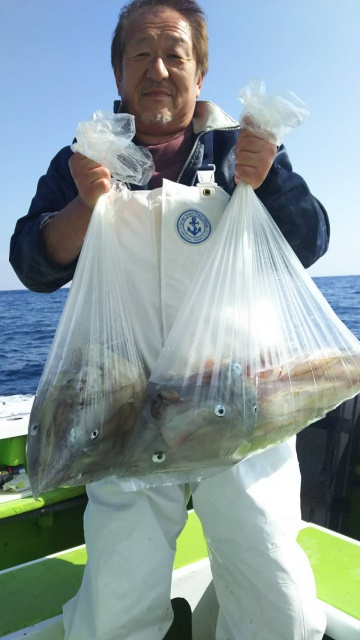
[113,99,239,135]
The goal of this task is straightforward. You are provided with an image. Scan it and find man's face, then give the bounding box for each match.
[115,7,204,142]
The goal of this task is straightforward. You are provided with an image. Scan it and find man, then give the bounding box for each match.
[10,1,329,638]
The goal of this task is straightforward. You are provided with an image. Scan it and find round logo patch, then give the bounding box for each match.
[176,209,211,244]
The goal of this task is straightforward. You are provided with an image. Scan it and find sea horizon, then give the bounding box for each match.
[1,272,360,294]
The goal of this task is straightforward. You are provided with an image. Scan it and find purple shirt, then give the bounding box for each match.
[146,124,194,189]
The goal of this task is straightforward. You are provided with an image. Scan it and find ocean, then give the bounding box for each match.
[1,275,360,420]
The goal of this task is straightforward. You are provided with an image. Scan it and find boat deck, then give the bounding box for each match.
[0,514,359,640]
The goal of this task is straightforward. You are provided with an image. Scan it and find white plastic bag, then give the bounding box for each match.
[238,77,309,144]
[71,110,154,185]
[27,113,154,497]
[126,81,360,484]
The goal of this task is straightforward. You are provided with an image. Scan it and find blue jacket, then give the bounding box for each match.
[9,100,329,293]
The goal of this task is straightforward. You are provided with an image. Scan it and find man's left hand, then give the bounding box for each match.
[235,129,277,189]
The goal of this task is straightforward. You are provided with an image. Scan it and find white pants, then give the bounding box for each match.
[63,438,326,640]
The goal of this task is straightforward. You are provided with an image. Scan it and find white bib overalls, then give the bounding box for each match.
[63,179,326,640]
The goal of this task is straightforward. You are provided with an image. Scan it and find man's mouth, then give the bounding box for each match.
[141,84,173,97]
[143,90,172,97]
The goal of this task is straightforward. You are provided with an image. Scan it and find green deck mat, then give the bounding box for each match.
[0,547,87,636]
[5,518,359,636]
[298,526,360,621]
[174,509,208,570]
[0,511,207,636]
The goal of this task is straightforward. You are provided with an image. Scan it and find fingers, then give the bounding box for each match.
[69,153,112,210]
[235,129,277,189]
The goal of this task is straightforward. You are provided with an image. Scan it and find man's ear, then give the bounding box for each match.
[196,72,204,98]
[114,70,122,96]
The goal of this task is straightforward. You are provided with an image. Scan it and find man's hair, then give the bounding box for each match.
[111,0,208,78]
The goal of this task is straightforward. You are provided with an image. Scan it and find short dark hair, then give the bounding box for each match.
[111,0,208,78]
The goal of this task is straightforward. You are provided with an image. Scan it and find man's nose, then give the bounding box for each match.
[146,56,169,80]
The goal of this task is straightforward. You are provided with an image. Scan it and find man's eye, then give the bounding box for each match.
[135,52,150,58]
[168,54,181,60]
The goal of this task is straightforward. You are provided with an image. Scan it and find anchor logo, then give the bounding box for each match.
[187,216,202,237]
[177,209,211,244]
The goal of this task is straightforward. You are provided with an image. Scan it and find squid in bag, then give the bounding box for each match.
[27,112,155,497]
[125,80,360,483]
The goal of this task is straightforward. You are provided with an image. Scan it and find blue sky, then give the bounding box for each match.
[1,0,360,290]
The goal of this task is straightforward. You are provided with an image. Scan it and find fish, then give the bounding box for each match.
[27,345,145,496]
[29,346,360,491]
[129,362,259,474]
[253,350,360,443]
[127,349,360,475]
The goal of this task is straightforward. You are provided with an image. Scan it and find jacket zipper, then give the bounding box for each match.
[176,125,240,184]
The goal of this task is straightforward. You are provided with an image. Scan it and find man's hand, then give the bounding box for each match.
[235,128,277,189]
[69,152,112,210]
[41,154,112,266]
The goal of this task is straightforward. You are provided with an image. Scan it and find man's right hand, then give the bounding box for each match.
[69,152,112,210]
[41,154,112,266]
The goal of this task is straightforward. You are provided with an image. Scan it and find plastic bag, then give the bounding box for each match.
[125,81,360,484]
[27,113,153,497]
[71,110,154,185]
[27,187,148,497]
[238,77,309,144]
